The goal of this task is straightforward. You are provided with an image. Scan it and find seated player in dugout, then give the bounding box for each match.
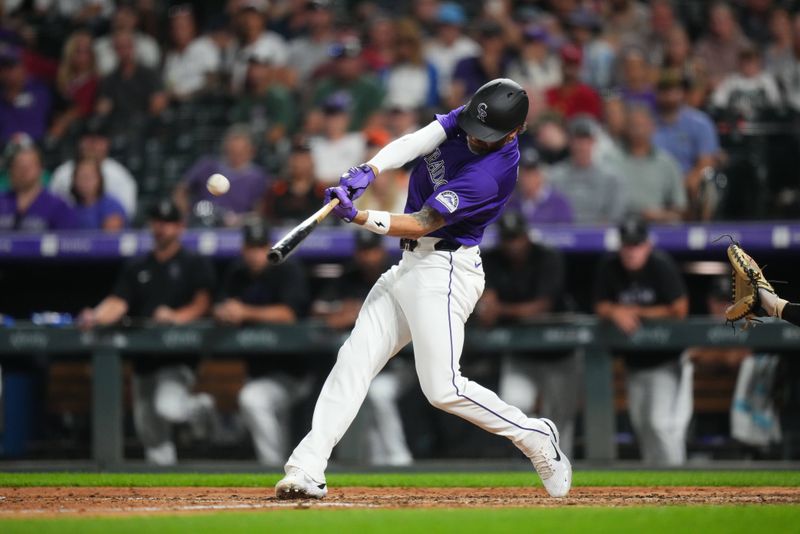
[78,199,217,465]
[214,218,311,465]
[477,211,580,458]
[593,217,691,466]
[313,230,413,466]
[276,78,572,500]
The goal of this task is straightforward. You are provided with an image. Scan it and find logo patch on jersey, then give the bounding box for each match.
[424,148,448,190]
[435,190,459,213]
[477,102,488,123]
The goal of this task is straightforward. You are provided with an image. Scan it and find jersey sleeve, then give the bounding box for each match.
[434,105,466,140]
[423,166,499,224]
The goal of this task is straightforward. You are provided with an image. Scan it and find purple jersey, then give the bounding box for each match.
[405,106,520,246]
[0,189,78,231]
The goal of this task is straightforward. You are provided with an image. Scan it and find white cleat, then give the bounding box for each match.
[275,466,328,500]
[529,418,572,498]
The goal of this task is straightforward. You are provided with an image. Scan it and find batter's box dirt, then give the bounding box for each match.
[1,487,798,517]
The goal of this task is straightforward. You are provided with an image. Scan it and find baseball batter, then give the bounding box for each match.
[275,79,571,499]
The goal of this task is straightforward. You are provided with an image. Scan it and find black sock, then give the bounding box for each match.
[782,303,800,327]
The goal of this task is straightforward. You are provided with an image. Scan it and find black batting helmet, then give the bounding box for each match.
[457,78,529,143]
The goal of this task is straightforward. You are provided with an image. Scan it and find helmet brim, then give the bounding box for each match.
[456,107,513,143]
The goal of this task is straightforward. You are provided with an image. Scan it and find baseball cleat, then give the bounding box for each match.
[529,418,572,498]
[275,466,328,500]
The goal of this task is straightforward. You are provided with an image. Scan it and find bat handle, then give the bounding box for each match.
[315,198,340,223]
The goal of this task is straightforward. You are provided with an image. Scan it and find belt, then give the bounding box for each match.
[400,238,462,252]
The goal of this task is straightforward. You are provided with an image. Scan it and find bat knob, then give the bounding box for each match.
[268,249,283,264]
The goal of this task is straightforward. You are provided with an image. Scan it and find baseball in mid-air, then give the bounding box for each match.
[206,173,230,196]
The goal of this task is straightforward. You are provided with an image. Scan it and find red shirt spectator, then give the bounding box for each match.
[545,44,602,120]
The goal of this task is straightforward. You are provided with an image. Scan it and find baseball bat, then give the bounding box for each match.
[268,199,340,264]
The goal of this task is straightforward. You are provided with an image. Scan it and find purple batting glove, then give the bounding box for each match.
[339,163,376,201]
[324,186,358,223]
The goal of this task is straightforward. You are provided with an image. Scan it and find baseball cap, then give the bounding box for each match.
[560,43,583,64]
[322,92,351,114]
[328,38,361,59]
[242,218,271,247]
[523,25,548,42]
[519,147,541,169]
[568,116,596,138]
[438,2,466,26]
[307,0,331,10]
[618,217,649,246]
[498,211,529,239]
[148,198,183,222]
[239,0,268,13]
[355,230,383,250]
[0,43,21,66]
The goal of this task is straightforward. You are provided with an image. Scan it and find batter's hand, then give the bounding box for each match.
[339,164,376,201]
[325,186,358,222]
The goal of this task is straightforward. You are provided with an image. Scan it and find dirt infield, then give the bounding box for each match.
[1,486,799,517]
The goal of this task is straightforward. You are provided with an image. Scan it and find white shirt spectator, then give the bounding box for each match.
[95,32,161,76]
[164,38,220,98]
[506,56,562,94]
[384,64,434,110]
[711,72,782,117]
[310,133,366,185]
[425,36,480,98]
[50,158,138,217]
[287,36,334,83]
[231,33,289,92]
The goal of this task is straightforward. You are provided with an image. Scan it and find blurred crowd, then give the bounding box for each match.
[2,0,800,233]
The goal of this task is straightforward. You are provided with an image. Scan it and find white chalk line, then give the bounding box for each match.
[0,501,376,515]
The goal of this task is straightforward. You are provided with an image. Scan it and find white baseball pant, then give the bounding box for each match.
[132,365,215,465]
[286,239,551,481]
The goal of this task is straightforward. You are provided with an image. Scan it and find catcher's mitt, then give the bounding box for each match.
[725,243,776,327]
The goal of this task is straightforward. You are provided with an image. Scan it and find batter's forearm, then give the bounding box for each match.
[352,206,446,239]
[367,121,447,173]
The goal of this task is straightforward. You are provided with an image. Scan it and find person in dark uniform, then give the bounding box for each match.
[476,211,580,457]
[259,140,326,224]
[78,198,216,465]
[214,218,310,465]
[312,231,413,465]
[593,217,691,465]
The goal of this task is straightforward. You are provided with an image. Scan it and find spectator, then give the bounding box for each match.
[567,9,616,90]
[711,46,782,119]
[478,211,578,457]
[384,102,421,139]
[0,145,77,231]
[230,0,288,93]
[177,125,269,220]
[506,25,562,118]
[611,105,686,222]
[162,4,220,101]
[259,140,325,223]
[424,2,480,101]
[548,117,625,224]
[771,14,800,112]
[661,25,709,109]
[449,21,507,108]
[69,156,126,230]
[602,0,650,49]
[50,30,99,140]
[616,46,656,110]
[653,71,720,220]
[50,118,137,217]
[95,30,168,129]
[531,115,570,165]
[740,0,775,47]
[545,44,603,120]
[0,43,52,144]
[312,230,413,466]
[382,19,439,110]
[633,0,676,66]
[693,2,752,88]
[508,147,573,225]
[214,219,310,465]
[594,217,690,466]
[230,53,295,146]
[309,93,366,184]
[360,14,395,72]
[286,0,335,84]
[93,4,160,76]
[312,38,385,131]
[78,199,217,466]
[764,7,794,71]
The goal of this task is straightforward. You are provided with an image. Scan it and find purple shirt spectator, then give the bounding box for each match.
[0,189,78,231]
[74,195,127,229]
[510,186,574,225]
[620,87,657,111]
[183,156,269,214]
[653,105,719,173]
[0,79,52,144]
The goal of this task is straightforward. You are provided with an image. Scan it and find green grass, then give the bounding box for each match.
[2,506,799,534]
[0,471,798,488]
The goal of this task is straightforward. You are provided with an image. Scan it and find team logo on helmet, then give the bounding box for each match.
[477,102,488,123]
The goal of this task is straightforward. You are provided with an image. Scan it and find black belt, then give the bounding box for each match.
[399,238,462,252]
